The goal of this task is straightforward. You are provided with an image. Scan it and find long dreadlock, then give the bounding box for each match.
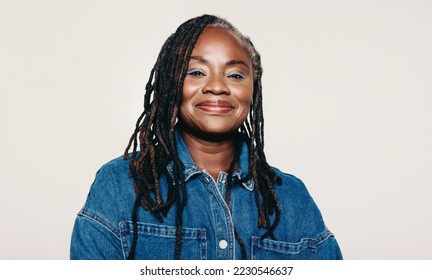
[124,14,282,260]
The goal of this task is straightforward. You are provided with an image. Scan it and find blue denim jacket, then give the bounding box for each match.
[70,129,342,260]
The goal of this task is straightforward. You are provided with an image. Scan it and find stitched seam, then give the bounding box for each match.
[256,228,331,254]
[78,209,121,240]
[315,230,333,247]
[121,222,205,239]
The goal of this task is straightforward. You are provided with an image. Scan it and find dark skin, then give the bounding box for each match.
[181,131,235,180]
[179,27,254,180]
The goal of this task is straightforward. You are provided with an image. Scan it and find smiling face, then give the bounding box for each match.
[179,27,254,139]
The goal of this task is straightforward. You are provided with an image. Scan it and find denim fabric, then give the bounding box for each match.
[70,128,342,260]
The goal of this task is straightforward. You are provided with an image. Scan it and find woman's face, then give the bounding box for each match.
[179,27,254,138]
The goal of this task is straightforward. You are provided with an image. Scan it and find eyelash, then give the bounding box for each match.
[186,69,205,76]
[186,69,246,79]
[228,72,246,79]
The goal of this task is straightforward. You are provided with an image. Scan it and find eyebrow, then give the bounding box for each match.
[189,56,250,68]
[190,56,208,63]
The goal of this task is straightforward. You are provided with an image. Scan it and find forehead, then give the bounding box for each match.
[191,27,251,60]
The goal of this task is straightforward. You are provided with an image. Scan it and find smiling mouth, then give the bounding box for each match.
[196,100,234,113]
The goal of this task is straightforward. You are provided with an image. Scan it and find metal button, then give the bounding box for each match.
[219,240,228,249]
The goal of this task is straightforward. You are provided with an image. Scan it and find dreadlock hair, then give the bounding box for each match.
[124,14,282,260]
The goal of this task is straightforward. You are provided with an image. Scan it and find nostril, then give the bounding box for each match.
[203,79,230,95]
[203,89,230,95]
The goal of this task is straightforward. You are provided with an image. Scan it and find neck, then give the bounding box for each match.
[180,130,237,181]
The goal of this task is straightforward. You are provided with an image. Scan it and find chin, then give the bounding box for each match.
[199,126,236,136]
[198,121,240,134]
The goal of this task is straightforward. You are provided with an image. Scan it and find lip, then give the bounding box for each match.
[195,100,235,113]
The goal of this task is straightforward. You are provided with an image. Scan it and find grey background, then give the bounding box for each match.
[1,0,431,259]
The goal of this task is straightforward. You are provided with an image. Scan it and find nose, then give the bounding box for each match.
[202,75,230,95]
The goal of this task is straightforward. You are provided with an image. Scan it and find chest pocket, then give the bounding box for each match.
[251,230,332,260]
[119,221,207,260]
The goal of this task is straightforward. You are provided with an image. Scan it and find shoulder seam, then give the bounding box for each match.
[78,209,121,241]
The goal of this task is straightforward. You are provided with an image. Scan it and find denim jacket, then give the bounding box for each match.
[70,128,342,260]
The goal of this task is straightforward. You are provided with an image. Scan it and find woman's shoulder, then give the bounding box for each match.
[90,154,140,186]
[83,155,134,210]
[271,167,313,198]
[76,155,135,231]
[87,155,135,201]
[97,154,131,175]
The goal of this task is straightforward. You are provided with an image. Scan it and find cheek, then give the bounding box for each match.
[236,86,253,121]
[182,84,193,101]
[238,84,254,106]
[181,81,198,112]
[182,78,202,98]
[179,96,192,121]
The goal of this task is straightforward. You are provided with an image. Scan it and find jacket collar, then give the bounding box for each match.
[166,126,254,191]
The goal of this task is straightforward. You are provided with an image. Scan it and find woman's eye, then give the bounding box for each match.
[228,72,246,79]
[186,69,205,76]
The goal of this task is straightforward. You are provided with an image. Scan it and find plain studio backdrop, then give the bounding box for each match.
[1,0,431,260]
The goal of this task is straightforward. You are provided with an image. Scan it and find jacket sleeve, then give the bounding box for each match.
[70,209,124,260]
[315,234,343,260]
[70,162,126,260]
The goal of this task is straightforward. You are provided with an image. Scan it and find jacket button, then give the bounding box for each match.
[219,240,228,249]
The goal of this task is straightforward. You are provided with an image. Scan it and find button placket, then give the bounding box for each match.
[202,170,235,259]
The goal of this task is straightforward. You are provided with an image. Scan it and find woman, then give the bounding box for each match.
[70,14,342,260]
